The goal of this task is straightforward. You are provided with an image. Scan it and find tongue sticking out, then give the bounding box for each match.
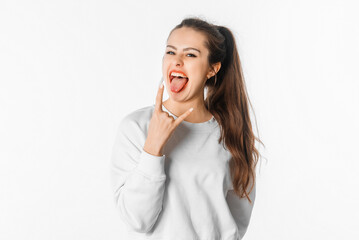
[170,77,189,93]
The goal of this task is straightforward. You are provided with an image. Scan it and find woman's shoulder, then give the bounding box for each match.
[118,104,155,132]
[122,104,154,122]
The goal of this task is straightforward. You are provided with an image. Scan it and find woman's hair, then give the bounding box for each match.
[169,17,265,203]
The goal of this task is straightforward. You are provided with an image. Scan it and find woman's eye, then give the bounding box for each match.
[166,51,196,57]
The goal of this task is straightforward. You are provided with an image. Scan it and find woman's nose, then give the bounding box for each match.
[174,55,184,66]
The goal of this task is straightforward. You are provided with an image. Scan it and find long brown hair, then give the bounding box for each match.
[169,17,265,203]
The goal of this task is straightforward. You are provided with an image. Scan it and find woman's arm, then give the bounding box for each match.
[110,116,166,233]
[226,182,256,239]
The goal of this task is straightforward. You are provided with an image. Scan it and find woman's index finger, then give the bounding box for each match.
[155,80,164,112]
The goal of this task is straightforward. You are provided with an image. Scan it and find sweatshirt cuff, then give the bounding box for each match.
[136,149,166,179]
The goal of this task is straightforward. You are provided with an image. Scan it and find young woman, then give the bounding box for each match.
[110,17,264,240]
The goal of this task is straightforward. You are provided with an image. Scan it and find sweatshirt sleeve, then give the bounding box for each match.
[110,116,167,233]
[226,181,256,239]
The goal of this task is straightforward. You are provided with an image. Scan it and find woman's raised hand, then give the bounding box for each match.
[143,81,194,156]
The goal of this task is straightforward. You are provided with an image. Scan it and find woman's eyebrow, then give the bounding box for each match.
[166,45,201,53]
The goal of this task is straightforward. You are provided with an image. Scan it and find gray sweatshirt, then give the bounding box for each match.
[110,104,256,240]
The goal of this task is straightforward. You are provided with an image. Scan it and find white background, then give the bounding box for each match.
[1,0,358,239]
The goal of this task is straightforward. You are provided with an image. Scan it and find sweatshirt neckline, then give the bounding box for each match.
[151,104,218,133]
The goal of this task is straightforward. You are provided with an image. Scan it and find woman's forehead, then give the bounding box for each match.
[167,28,207,51]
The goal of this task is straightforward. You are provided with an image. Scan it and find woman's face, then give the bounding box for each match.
[162,27,215,100]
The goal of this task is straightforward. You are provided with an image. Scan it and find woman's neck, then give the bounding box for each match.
[162,99,213,123]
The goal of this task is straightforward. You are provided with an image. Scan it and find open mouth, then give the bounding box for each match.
[169,73,189,93]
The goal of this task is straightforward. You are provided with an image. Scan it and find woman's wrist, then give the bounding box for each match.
[143,142,162,156]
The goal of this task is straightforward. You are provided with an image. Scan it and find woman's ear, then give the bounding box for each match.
[207,62,221,79]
